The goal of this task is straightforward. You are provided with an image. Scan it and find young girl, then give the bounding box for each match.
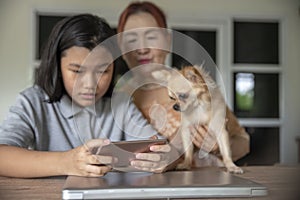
[0,14,177,178]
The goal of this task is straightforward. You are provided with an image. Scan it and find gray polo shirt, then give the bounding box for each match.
[0,86,159,151]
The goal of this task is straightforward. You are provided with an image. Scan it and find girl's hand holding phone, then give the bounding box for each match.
[130,142,180,173]
[64,139,114,177]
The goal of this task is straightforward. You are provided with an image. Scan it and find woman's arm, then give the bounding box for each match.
[225,106,250,161]
[0,139,113,178]
[189,105,250,161]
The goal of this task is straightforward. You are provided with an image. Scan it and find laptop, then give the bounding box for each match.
[62,167,267,199]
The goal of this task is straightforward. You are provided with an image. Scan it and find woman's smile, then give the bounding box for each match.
[138,58,151,65]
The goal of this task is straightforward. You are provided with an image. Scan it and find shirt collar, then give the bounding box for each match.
[59,95,105,119]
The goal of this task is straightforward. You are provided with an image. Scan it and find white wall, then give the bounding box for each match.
[0,0,299,164]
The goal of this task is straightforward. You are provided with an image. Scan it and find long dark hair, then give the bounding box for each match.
[35,14,118,102]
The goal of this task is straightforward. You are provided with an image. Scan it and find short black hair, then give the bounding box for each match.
[35,14,118,102]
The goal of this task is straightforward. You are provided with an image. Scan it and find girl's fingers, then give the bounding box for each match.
[85,165,111,176]
[135,152,163,162]
[131,160,167,173]
[85,139,111,151]
[149,135,158,140]
[89,154,115,165]
[131,144,180,173]
[83,139,116,165]
[149,144,171,152]
[131,159,160,168]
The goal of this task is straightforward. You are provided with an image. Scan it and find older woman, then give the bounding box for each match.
[117,1,249,167]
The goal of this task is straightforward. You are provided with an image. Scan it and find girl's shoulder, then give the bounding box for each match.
[21,85,46,96]
[18,85,48,104]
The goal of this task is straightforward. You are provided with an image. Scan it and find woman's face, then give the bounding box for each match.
[119,12,170,73]
[61,46,114,107]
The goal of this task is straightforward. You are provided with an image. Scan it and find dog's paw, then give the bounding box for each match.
[223,159,244,174]
[227,165,244,174]
[176,163,192,170]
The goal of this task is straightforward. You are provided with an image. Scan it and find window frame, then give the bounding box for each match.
[230,17,283,127]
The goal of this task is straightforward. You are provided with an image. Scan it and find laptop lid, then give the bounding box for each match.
[62,168,267,199]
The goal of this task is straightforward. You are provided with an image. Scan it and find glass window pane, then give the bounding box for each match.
[172,29,217,80]
[236,127,279,165]
[175,30,216,62]
[233,72,279,118]
[234,21,279,64]
[37,15,68,59]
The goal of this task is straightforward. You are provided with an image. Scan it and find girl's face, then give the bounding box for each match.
[61,46,114,107]
[119,12,170,75]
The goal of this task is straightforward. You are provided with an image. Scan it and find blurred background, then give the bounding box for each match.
[0,0,299,166]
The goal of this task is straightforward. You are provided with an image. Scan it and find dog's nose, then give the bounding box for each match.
[173,104,181,112]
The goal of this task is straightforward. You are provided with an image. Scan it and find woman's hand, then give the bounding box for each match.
[189,125,219,152]
[130,143,180,173]
[63,139,114,177]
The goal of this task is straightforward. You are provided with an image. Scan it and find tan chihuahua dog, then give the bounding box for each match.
[152,65,243,174]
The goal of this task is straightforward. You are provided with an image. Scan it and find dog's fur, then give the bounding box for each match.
[152,65,243,174]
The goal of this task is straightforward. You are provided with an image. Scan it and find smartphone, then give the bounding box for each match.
[93,139,168,168]
[109,139,167,153]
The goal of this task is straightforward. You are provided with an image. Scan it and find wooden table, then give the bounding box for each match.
[0,166,299,200]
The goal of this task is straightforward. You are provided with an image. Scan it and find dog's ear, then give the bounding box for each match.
[193,65,217,89]
[151,69,171,81]
[184,67,202,84]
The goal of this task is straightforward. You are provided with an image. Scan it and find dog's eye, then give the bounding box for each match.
[169,95,176,101]
[178,93,188,100]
